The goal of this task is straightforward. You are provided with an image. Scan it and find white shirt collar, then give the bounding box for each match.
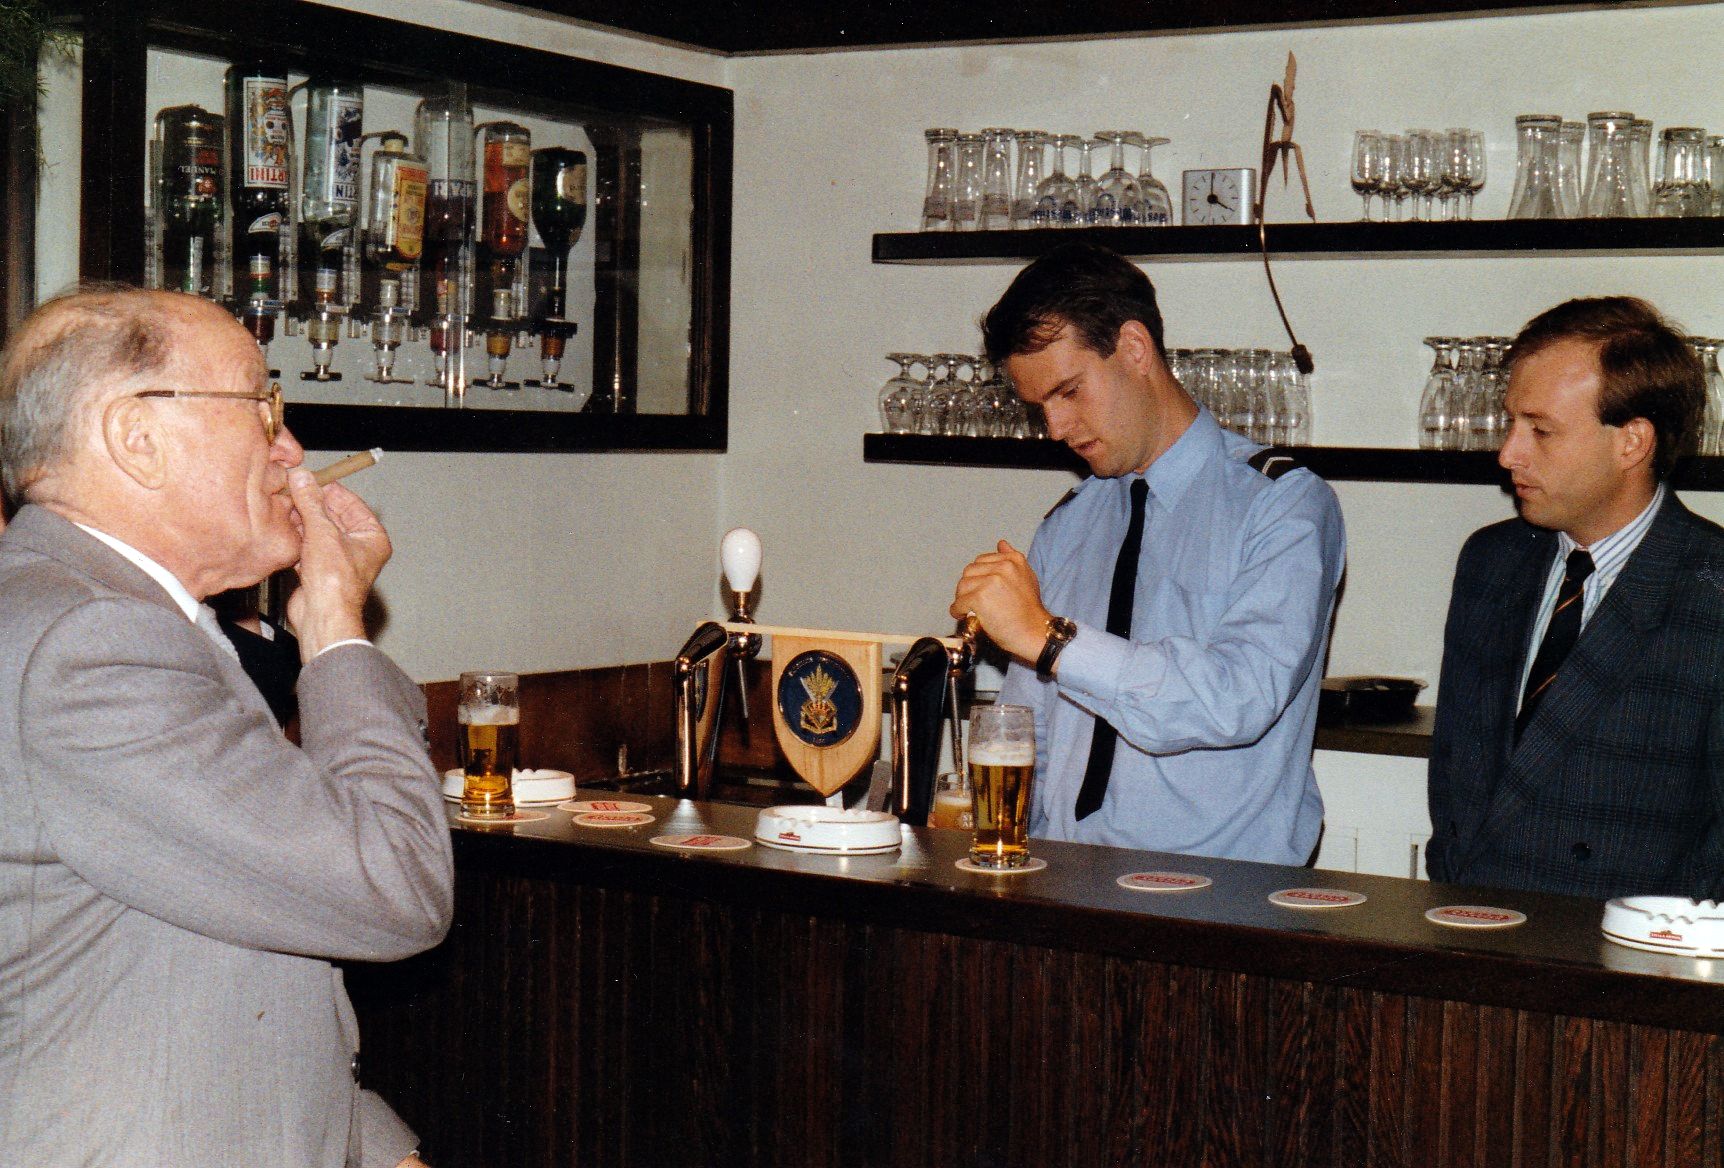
[73,522,200,622]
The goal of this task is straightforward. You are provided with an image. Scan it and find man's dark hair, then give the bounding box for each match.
[981,243,1165,366]
[1506,296,1704,480]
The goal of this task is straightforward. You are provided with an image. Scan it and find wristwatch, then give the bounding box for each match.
[1036,615,1078,681]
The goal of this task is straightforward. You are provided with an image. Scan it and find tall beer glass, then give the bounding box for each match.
[968,704,1035,869]
[459,671,519,817]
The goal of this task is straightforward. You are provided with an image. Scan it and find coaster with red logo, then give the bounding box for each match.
[573,812,656,828]
[1268,887,1367,909]
[1425,904,1526,929]
[1118,871,1213,892]
[650,833,752,851]
[454,809,550,826]
[562,799,653,814]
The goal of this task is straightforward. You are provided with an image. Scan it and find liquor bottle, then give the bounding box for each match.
[299,77,364,307]
[414,89,475,323]
[153,105,224,298]
[363,132,428,315]
[529,146,587,321]
[225,61,292,307]
[478,121,531,320]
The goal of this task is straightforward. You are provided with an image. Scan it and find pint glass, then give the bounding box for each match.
[458,671,519,817]
[968,703,1035,868]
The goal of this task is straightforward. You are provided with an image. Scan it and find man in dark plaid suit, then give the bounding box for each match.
[1428,297,1723,901]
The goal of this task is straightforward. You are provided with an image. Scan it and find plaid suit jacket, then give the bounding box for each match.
[1427,495,1724,901]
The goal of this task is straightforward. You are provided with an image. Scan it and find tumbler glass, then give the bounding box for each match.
[921,128,957,230]
[979,128,1014,230]
[459,671,519,818]
[968,704,1036,869]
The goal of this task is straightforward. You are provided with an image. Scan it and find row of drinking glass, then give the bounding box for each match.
[1350,129,1486,221]
[1418,336,1724,453]
[877,347,1313,447]
[921,129,1174,231]
[1168,349,1313,446]
[1507,113,1723,220]
[879,353,1042,438]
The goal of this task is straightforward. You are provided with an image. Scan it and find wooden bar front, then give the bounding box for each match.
[347,799,1724,1167]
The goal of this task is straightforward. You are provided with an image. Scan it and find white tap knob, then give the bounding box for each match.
[720,527,762,595]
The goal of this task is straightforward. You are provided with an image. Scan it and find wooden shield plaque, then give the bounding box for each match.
[769,633,881,797]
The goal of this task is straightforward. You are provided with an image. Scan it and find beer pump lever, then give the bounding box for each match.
[672,528,764,797]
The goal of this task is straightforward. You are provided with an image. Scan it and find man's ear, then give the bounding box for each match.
[101,396,170,490]
[1616,416,1657,475]
[1115,320,1157,370]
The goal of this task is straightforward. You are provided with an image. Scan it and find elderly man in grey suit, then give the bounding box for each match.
[1428,296,1723,901]
[0,288,454,1166]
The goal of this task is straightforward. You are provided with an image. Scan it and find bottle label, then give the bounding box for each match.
[505,178,529,223]
[173,142,221,202]
[315,269,339,296]
[322,93,364,207]
[319,227,352,253]
[388,162,429,260]
[498,141,530,168]
[249,255,273,279]
[243,76,291,189]
[557,162,587,202]
[248,212,283,235]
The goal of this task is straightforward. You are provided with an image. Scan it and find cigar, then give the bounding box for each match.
[277,448,384,493]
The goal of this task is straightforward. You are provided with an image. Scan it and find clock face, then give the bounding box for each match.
[1182,169,1253,226]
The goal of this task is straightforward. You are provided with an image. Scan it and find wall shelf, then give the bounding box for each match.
[872,218,1724,265]
[863,434,1724,490]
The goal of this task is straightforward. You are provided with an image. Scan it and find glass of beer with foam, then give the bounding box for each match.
[458,671,519,817]
[967,704,1035,868]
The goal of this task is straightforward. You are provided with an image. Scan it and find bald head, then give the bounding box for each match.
[0,288,225,502]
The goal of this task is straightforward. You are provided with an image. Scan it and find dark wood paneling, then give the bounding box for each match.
[349,834,1724,1167]
[507,0,1710,55]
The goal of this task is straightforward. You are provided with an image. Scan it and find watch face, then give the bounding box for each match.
[1182,169,1250,225]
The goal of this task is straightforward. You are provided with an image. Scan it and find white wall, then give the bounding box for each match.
[29,1,1724,688]
[723,4,1724,690]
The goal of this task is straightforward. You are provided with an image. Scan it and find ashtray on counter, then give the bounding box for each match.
[442,768,577,806]
[1318,675,1425,725]
[754,805,902,855]
[1602,896,1724,957]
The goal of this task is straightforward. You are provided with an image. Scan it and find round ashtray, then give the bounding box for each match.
[753,805,901,854]
[1602,895,1724,957]
[442,768,576,806]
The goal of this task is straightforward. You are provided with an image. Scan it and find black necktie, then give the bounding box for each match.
[1515,548,1594,739]
[1075,478,1148,821]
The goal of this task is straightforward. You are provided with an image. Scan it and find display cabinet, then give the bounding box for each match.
[64,0,732,453]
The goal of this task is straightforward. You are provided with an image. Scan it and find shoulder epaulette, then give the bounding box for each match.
[1247,448,1304,480]
[1044,485,1081,519]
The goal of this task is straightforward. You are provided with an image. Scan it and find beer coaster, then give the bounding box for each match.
[454,809,549,826]
[1426,904,1527,929]
[954,856,1048,875]
[1118,871,1213,892]
[1268,887,1367,909]
[574,812,656,828]
[562,799,653,814]
[650,833,752,851]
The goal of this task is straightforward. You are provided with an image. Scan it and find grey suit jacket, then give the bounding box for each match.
[1428,495,1724,900]
[0,505,454,1167]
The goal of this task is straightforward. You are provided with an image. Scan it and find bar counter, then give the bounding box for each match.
[347,797,1724,1167]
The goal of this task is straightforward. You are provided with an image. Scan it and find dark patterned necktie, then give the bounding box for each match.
[1515,548,1594,739]
[1074,478,1149,821]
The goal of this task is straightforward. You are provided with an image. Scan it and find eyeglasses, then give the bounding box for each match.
[131,383,285,443]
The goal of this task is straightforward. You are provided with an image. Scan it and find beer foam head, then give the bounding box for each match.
[459,703,520,726]
[970,743,1035,767]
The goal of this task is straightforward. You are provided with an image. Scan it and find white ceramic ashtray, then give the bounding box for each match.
[442,768,576,806]
[753,805,901,855]
[1602,896,1724,957]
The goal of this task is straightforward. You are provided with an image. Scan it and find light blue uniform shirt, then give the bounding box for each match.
[997,408,1346,864]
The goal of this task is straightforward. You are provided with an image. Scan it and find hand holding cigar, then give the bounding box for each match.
[277,448,384,493]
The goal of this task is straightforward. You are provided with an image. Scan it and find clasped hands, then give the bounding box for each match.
[950,540,1053,666]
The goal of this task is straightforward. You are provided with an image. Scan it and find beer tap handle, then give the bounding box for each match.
[719,526,763,728]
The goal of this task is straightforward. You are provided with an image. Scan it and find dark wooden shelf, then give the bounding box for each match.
[863,434,1724,490]
[872,218,1724,264]
[1315,707,1435,759]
